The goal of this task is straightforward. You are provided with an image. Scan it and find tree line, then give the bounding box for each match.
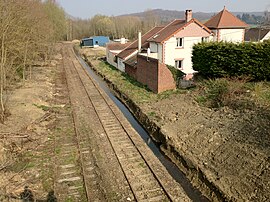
[69,10,160,40]
[237,11,270,25]
[237,13,265,25]
[0,0,67,122]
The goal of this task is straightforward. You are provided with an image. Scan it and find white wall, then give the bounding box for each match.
[117,51,138,72]
[106,50,121,68]
[262,31,270,41]
[219,29,245,43]
[150,42,163,61]
[158,44,163,61]
[212,30,218,41]
[164,36,202,74]
[148,22,211,74]
[150,42,158,52]
[117,58,125,72]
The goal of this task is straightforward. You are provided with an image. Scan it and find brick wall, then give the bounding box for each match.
[136,55,158,92]
[157,62,176,93]
[136,55,175,93]
[125,65,137,80]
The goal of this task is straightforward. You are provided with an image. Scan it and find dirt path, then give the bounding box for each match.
[0,47,60,200]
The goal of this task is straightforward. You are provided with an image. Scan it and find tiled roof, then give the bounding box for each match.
[245,28,270,41]
[147,19,212,43]
[117,26,164,59]
[148,19,186,43]
[204,7,248,29]
[106,42,131,51]
[123,55,137,67]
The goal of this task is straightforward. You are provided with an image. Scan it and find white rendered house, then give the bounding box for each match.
[144,10,212,77]
[204,7,248,43]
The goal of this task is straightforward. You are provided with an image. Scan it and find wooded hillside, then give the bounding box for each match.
[0,0,67,122]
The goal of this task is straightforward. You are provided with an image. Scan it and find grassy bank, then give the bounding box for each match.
[79,45,270,112]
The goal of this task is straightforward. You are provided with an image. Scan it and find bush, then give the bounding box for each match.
[192,41,270,80]
[196,78,250,109]
[201,79,229,108]
[166,65,185,82]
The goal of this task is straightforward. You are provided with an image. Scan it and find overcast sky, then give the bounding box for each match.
[57,0,270,19]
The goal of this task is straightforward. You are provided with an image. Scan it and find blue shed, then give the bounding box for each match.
[81,36,109,47]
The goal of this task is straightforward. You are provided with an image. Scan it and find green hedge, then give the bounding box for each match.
[192,41,270,80]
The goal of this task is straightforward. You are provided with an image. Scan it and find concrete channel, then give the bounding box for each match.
[75,52,210,202]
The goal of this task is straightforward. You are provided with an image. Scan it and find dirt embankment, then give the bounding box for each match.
[0,48,63,201]
[81,48,270,202]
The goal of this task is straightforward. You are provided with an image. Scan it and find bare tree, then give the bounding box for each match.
[0,0,67,122]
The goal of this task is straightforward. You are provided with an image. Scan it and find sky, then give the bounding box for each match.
[57,0,270,19]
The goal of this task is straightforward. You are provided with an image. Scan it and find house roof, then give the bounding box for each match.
[117,26,164,59]
[245,28,270,41]
[123,55,137,67]
[106,42,131,51]
[147,19,212,43]
[148,19,186,43]
[204,7,248,29]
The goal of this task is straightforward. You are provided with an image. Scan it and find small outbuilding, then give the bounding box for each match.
[81,36,110,47]
[106,41,131,68]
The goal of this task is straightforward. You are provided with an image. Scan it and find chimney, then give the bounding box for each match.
[185,10,192,22]
[120,37,126,44]
[138,32,142,53]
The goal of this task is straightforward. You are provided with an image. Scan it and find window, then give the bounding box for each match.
[176,38,184,47]
[201,37,209,43]
[175,60,183,69]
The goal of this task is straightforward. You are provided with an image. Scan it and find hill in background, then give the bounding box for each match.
[119,9,265,24]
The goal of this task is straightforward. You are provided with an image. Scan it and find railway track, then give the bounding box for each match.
[56,44,190,201]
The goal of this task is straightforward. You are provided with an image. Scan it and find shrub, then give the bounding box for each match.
[203,79,229,108]
[192,41,270,80]
[166,65,185,82]
[196,78,250,109]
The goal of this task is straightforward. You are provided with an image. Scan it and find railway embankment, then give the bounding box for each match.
[79,46,270,202]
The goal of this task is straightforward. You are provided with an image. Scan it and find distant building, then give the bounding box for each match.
[81,36,109,47]
[204,7,248,42]
[113,38,129,44]
[80,38,92,47]
[245,28,270,42]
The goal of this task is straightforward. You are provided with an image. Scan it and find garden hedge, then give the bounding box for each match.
[192,41,270,80]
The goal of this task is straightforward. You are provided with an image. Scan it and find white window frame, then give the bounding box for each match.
[176,37,184,48]
[201,37,209,43]
[175,60,183,70]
